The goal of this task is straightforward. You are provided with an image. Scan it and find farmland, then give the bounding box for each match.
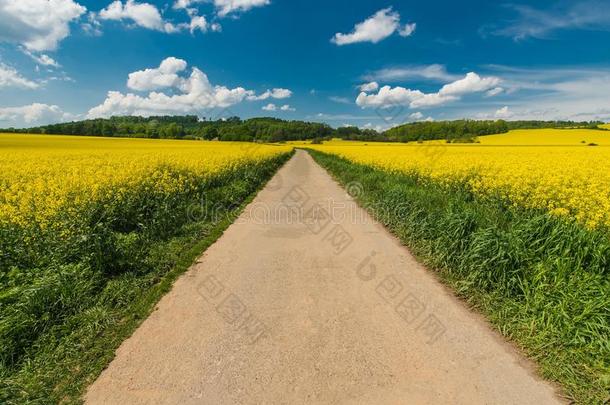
[307,129,610,229]
[1,0,609,401]
[475,128,610,145]
[306,128,610,403]
[0,134,292,402]
[1,128,609,403]
[0,134,290,236]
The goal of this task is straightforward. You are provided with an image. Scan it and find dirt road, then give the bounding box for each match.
[86,150,562,404]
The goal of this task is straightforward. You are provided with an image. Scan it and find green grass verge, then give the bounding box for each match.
[307,149,609,404]
[0,151,292,404]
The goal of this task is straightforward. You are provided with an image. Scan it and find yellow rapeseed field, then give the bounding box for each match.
[479,129,610,146]
[476,128,610,146]
[383,128,610,146]
[0,134,290,230]
[308,129,610,229]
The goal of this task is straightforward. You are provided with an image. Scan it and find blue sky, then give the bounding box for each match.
[1,0,609,129]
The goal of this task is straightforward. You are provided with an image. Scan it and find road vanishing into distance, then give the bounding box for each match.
[86,150,562,404]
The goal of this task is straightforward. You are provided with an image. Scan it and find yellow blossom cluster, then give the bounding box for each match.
[0,134,290,230]
[307,129,610,229]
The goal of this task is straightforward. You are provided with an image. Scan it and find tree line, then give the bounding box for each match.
[1,116,334,142]
[1,115,604,143]
[346,120,605,142]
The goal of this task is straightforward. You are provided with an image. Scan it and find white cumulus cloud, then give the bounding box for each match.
[0,0,86,51]
[356,72,501,109]
[262,103,295,112]
[331,7,415,45]
[127,57,188,91]
[247,88,292,100]
[0,63,39,89]
[189,15,220,34]
[359,81,379,92]
[99,0,179,33]
[88,57,287,118]
[94,2,219,35]
[173,0,201,9]
[173,0,269,17]
[214,0,270,17]
[438,72,501,96]
[0,103,73,126]
[356,86,426,108]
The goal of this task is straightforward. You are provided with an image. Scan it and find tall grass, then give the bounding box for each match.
[308,149,609,404]
[0,152,292,404]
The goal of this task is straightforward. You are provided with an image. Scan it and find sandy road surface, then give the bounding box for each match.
[86,150,562,404]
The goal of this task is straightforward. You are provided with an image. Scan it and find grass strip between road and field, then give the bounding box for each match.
[307,149,609,405]
[0,151,293,404]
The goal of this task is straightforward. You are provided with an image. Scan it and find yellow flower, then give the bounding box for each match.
[307,129,610,229]
[0,134,291,229]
